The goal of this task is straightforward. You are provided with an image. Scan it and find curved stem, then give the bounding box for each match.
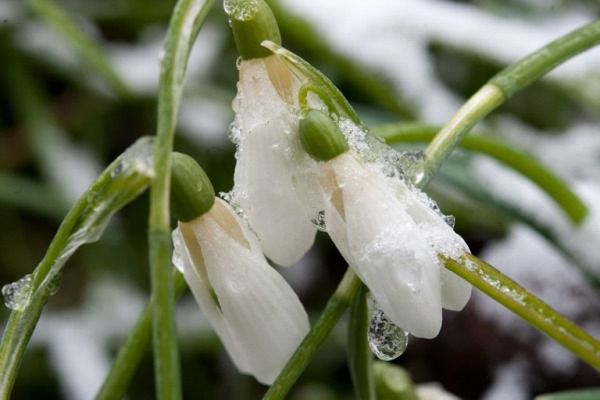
[263,269,362,400]
[148,0,213,398]
[373,123,587,224]
[0,142,152,398]
[444,254,600,371]
[422,19,600,187]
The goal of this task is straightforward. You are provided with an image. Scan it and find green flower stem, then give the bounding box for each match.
[263,269,362,400]
[422,19,600,187]
[95,272,187,400]
[0,146,152,398]
[26,0,132,99]
[148,0,213,398]
[347,284,375,400]
[421,84,504,186]
[373,123,587,224]
[444,254,600,371]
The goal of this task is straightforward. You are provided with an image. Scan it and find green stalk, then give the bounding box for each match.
[444,254,600,370]
[95,272,187,400]
[422,19,600,187]
[26,0,132,99]
[373,123,587,224]
[148,0,213,398]
[347,284,375,400]
[263,269,362,400]
[0,141,153,398]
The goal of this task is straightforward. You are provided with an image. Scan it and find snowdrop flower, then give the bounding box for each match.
[226,0,317,267]
[298,110,472,339]
[170,153,310,384]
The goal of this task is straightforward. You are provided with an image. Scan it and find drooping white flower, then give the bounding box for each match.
[172,198,310,384]
[297,110,471,339]
[318,152,471,338]
[231,55,318,266]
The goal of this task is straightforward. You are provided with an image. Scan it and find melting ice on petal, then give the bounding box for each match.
[2,274,33,311]
[313,118,472,339]
[230,55,320,267]
[368,294,409,361]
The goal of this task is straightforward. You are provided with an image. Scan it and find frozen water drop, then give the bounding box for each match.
[310,210,327,231]
[443,214,456,228]
[368,296,409,361]
[223,0,259,21]
[46,274,62,296]
[2,274,33,311]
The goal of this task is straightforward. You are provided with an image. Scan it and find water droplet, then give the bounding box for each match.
[223,0,259,21]
[47,274,62,296]
[2,274,33,311]
[443,214,456,228]
[368,296,409,361]
[310,210,327,231]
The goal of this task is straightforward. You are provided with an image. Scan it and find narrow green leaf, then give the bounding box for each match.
[0,138,154,398]
[373,123,588,224]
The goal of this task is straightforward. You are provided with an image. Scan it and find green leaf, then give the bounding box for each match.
[373,123,588,224]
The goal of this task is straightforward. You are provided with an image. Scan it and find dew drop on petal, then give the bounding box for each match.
[367,295,409,361]
[310,210,327,231]
[2,274,33,311]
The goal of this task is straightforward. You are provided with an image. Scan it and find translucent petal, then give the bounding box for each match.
[184,199,310,384]
[399,186,472,311]
[173,226,251,372]
[324,154,443,338]
[232,59,317,266]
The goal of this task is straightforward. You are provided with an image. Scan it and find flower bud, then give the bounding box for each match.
[225,0,281,60]
[170,152,215,222]
[299,109,349,161]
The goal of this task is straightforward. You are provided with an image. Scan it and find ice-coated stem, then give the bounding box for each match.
[373,123,587,224]
[0,144,153,398]
[263,269,362,400]
[95,272,188,400]
[443,254,600,371]
[148,0,213,398]
[422,19,600,191]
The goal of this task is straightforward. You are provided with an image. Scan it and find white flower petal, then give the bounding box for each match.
[172,227,250,372]
[177,199,310,384]
[232,58,317,266]
[324,154,443,338]
[400,186,472,311]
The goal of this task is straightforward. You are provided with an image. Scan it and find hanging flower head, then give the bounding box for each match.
[298,110,472,339]
[225,0,318,267]
[170,153,309,384]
